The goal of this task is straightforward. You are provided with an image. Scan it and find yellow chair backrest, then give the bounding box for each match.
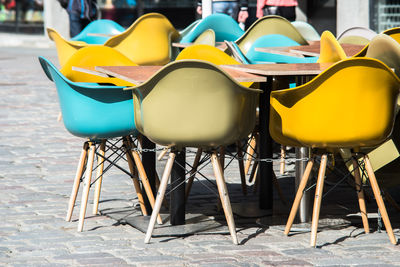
[47,28,90,67]
[104,13,180,65]
[235,15,308,54]
[176,44,252,88]
[317,31,347,63]
[60,46,136,86]
[270,58,400,149]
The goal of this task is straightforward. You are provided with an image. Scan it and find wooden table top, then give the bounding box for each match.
[172,42,227,50]
[255,43,365,57]
[89,65,267,85]
[222,62,333,76]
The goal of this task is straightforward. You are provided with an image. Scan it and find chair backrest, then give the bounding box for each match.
[224,41,251,64]
[317,31,347,63]
[126,60,261,148]
[71,19,125,44]
[338,35,370,45]
[193,29,216,46]
[270,58,400,148]
[245,34,318,64]
[179,19,201,38]
[235,15,309,54]
[104,13,180,65]
[337,26,377,43]
[365,34,400,77]
[47,27,89,67]
[291,21,320,42]
[175,44,252,87]
[60,46,137,86]
[38,56,136,140]
[179,13,244,43]
[355,27,400,57]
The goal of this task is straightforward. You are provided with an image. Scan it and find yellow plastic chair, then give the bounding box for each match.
[126,60,261,245]
[234,15,309,55]
[60,46,136,86]
[341,34,400,209]
[47,28,90,67]
[270,58,399,247]
[317,31,347,63]
[104,13,180,65]
[193,29,216,46]
[48,13,180,67]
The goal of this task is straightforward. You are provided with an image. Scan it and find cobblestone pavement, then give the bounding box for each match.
[1,46,400,266]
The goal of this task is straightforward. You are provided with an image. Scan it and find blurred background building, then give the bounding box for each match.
[0,0,399,37]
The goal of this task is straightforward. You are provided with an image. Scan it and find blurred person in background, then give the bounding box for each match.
[196,0,249,26]
[256,0,297,21]
[58,0,98,37]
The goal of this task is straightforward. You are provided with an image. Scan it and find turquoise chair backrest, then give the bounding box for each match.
[245,34,318,64]
[38,56,137,140]
[71,19,125,44]
[180,13,244,43]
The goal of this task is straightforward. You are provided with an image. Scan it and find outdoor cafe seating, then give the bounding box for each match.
[40,12,400,247]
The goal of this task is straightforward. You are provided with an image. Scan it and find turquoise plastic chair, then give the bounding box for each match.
[38,56,161,233]
[71,19,125,44]
[229,34,318,64]
[179,13,244,43]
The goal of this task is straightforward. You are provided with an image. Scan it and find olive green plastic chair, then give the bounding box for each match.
[234,15,309,55]
[355,27,400,57]
[337,26,377,45]
[291,21,320,42]
[176,44,253,197]
[193,29,216,46]
[126,60,261,245]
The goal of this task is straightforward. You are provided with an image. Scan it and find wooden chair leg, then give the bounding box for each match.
[129,141,163,225]
[236,141,247,196]
[219,146,225,174]
[92,140,106,215]
[211,152,239,245]
[284,157,314,235]
[78,142,95,232]
[249,158,259,184]
[280,145,286,175]
[351,157,369,234]
[363,155,397,245]
[244,134,256,175]
[145,152,176,244]
[310,154,327,247]
[66,142,89,222]
[185,148,202,202]
[123,138,148,217]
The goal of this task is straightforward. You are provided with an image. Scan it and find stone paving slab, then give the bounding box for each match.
[0,45,400,266]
